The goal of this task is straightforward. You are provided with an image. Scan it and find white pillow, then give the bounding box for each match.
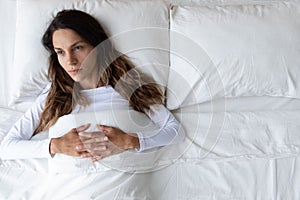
[9,0,169,106]
[0,0,16,108]
[167,0,284,6]
[167,1,300,109]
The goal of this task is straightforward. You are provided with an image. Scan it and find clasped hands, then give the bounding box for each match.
[50,124,140,162]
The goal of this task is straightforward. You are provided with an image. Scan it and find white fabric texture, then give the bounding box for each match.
[0,0,16,108]
[1,0,300,199]
[167,1,300,109]
[167,0,287,6]
[10,0,169,106]
[0,85,185,162]
[1,107,300,199]
[0,108,23,144]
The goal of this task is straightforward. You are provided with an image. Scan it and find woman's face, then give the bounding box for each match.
[53,28,98,89]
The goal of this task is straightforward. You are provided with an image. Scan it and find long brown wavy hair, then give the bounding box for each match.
[34,9,164,135]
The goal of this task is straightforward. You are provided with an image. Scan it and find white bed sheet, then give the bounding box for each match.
[0,97,299,199]
[1,157,299,200]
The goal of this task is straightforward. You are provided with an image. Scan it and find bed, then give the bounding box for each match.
[0,0,300,199]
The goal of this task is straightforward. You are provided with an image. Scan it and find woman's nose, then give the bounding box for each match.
[66,53,78,65]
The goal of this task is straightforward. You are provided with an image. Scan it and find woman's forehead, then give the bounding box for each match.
[53,29,85,48]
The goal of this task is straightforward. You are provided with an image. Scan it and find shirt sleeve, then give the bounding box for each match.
[0,84,52,160]
[135,104,185,152]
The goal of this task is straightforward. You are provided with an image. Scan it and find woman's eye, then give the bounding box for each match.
[75,45,83,50]
[56,50,64,55]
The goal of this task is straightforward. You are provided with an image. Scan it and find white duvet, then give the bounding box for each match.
[1,105,300,199]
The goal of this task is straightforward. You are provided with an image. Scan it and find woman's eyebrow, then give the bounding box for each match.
[70,40,86,47]
[54,47,62,51]
[54,40,86,50]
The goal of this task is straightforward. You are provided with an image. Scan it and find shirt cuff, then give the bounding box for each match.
[134,132,145,152]
[46,138,55,158]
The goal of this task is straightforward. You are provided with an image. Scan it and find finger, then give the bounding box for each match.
[79,135,108,143]
[80,152,93,158]
[92,156,102,162]
[96,125,109,133]
[96,150,112,159]
[82,142,107,152]
[78,131,106,138]
[75,144,87,152]
[93,145,107,151]
[85,146,108,157]
[79,133,95,141]
[91,148,121,162]
[76,124,91,132]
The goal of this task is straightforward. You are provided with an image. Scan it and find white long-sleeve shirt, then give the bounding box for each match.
[0,84,185,160]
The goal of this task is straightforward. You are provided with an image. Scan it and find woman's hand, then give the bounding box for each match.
[78,125,140,162]
[50,124,90,157]
[98,125,140,150]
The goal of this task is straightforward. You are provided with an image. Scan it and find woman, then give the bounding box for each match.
[0,9,184,162]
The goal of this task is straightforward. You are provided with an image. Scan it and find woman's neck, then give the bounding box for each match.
[79,79,104,89]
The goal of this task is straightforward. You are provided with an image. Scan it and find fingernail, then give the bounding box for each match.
[103,136,108,141]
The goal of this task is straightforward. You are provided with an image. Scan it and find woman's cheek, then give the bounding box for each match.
[58,57,67,70]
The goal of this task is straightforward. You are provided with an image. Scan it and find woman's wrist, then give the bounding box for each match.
[124,134,140,150]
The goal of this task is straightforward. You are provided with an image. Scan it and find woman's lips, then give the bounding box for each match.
[69,68,81,75]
